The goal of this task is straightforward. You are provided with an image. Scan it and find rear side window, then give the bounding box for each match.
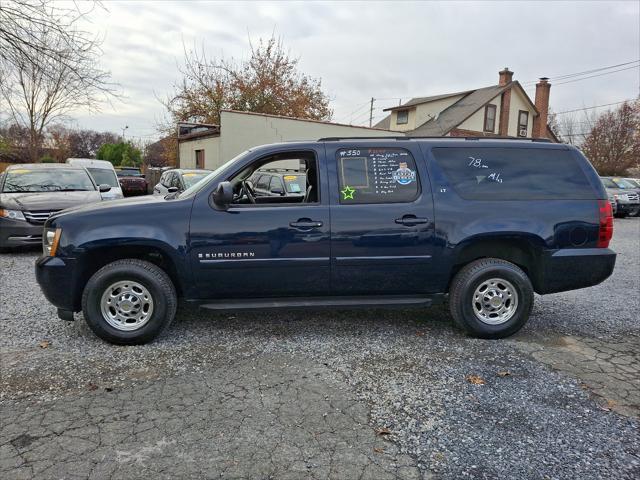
[336,148,419,204]
[431,147,595,200]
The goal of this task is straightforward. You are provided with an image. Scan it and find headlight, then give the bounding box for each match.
[43,228,62,257]
[0,209,26,220]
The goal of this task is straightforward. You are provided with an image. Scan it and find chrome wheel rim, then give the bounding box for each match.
[472,278,518,325]
[100,280,154,331]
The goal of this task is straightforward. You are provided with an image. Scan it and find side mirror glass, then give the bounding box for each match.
[213,181,234,207]
[99,184,111,193]
[167,186,179,193]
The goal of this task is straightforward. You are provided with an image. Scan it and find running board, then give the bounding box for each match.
[198,294,444,311]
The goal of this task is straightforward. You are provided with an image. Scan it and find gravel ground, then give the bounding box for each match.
[1,218,638,479]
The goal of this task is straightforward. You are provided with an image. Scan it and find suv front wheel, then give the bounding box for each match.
[449,258,533,339]
[82,259,177,345]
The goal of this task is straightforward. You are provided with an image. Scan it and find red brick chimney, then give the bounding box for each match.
[498,67,514,86]
[498,68,513,135]
[532,77,551,138]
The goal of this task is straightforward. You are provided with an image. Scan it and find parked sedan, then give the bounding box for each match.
[153,169,211,196]
[601,177,640,217]
[0,164,108,249]
[115,167,148,197]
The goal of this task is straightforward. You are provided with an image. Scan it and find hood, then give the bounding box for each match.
[0,190,103,211]
[50,193,167,218]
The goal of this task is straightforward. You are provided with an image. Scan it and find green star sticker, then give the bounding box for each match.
[341,185,355,200]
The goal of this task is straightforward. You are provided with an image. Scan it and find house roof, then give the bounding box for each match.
[408,84,511,136]
[382,90,473,112]
[374,81,541,136]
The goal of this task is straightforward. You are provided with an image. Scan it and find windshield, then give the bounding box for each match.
[181,171,211,188]
[600,178,617,188]
[177,150,251,199]
[2,168,96,193]
[611,178,637,189]
[87,168,119,187]
[283,174,306,193]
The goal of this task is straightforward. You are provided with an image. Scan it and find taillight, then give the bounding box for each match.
[597,200,613,248]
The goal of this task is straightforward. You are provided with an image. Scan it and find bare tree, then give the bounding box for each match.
[0,23,116,161]
[0,1,101,75]
[580,100,640,176]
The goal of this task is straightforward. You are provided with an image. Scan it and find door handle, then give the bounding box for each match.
[290,218,323,229]
[395,215,429,226]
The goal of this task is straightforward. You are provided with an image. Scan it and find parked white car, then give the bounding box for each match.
[66,158,124,200]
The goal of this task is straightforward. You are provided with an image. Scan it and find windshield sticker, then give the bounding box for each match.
[392,162,416,185]
[341,185,356,200]
[9,169,31,174]
[284,175,298,180]
[183,173,197,177]
[288,183,301,193]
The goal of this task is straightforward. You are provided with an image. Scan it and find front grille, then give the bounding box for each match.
[23,210,60,225]
[627,192,639,202]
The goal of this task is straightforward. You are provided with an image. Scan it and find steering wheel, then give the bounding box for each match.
[241,180,256,204]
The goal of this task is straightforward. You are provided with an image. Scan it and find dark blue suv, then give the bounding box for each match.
[35,138,616,344]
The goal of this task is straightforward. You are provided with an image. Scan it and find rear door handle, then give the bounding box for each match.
[290,218,323,229]
[395,215,429,226]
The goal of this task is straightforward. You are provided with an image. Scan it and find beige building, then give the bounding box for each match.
[376,68,557,141]
[178,111,396,170]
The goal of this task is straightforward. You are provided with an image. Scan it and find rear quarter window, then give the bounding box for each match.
[431,147,596,200]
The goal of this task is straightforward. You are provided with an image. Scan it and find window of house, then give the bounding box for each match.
[518,111,529,137]
[483,104,497,132]
[396,109,409,125]
[195,149,205,169]
[337,148,419,204]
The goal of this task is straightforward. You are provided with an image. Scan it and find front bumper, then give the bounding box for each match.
[0,217,43,248]
[616,202,640,216]
[35,256,81,312]
[534,248,616,294]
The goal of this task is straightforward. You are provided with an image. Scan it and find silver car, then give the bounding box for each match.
[601,177,640,217]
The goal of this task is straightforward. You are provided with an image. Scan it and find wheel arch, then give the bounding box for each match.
[447,234,545,293]
[73,241,185,310]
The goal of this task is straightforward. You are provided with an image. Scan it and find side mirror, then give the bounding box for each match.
[167,186,179,193]
[99,184,111,193]
[213,181,234,207]
[271,186,285,196]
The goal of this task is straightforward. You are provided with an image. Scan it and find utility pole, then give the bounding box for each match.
[369,97,375,127]
[121,125,129,142]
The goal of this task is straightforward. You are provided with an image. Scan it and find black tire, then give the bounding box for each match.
[449,258,533,339]
[82,259,177,345]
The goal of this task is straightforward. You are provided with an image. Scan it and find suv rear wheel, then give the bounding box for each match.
[82,259,177,345]
[449,258,533,339]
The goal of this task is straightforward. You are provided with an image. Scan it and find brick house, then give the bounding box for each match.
[375,68,558,141]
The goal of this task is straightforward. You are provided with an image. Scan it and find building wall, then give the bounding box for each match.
[413,95,465,129]
[458,94,502,133]
[216,111,398,169]
[178,136,220,170]
[508,88,536,137]
[390,108,417,131]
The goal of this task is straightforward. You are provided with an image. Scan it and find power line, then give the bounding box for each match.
[553,65,639,86]
[521,59,639,85]
[553,100,635,115]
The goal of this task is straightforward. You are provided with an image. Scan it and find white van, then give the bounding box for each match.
[66,158,124,200]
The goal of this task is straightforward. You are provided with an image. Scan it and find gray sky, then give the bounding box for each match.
[72,0,640,141]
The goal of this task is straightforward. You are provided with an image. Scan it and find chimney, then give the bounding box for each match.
[498,68,513,135]
[532,77,551,138]
[498,67,513,86]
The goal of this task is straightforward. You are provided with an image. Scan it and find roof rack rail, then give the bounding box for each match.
[318,136,553,143]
